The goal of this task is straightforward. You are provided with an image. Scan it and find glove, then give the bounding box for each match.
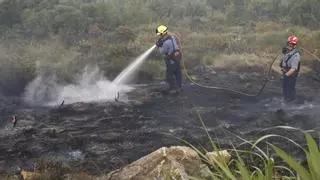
[156,39,163,47]
[282,46,288,54]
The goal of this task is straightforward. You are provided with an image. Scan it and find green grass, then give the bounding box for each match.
[183,110,320,180]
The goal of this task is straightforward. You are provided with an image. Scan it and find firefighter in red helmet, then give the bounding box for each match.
[280,35,300,102]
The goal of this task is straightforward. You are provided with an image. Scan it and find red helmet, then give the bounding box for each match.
[287,35,298,44]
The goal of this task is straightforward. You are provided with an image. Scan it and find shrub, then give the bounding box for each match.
[185,111,320,179]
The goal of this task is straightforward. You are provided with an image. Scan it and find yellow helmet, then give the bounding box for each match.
[156,25,168,36]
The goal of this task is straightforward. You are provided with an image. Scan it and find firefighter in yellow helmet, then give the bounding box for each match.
[155,25,183,94]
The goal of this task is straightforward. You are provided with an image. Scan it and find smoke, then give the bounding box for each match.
[23,45,157,106]
[23,65,133,106]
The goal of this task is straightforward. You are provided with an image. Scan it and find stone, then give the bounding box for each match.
[104,146,203,180]
[21,170,40,180]
[205,150,231,165]
[245,83,253,89]
[239,74,248,80]
[193,64,216,74]
[44,128,57,138]
[211,70,217,75]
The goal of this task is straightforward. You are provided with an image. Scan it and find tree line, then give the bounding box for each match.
[0,0,319,39]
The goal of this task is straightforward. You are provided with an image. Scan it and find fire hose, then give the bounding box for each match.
[181,47,320,97]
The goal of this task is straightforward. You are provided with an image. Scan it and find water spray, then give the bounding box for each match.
[112,45,156,85]
[24,45,156,106]
[111,45,156,102]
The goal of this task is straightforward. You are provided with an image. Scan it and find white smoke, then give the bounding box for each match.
[23,65,133,106]
[23,45,156,106]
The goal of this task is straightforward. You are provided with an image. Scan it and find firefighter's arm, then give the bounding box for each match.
[285,69,296,76]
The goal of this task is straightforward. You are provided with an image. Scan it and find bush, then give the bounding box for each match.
[186,111,320,179]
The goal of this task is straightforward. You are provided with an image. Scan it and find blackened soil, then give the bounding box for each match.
[0,69,319,175]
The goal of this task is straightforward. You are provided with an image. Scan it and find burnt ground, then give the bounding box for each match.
[0,67,320,175]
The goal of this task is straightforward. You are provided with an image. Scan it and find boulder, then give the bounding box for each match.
[103,146,204,180]
[205,150,231,165]
[21,170,40,180]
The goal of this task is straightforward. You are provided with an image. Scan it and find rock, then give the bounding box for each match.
[21,170,40,180]
[251,72,261,77]
[205,150,231,165]
[44,128,57,138]
[69,137,86,149]
[239,74,248,80]
[23,127,36,137]
[193,64,216,74]
[245,83,253,89]
[104,146,204,180]
[10,166,22,175]
[129,100,143,106]
[275,109,287,123]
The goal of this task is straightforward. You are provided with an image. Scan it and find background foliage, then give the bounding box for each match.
[0,0,319,95]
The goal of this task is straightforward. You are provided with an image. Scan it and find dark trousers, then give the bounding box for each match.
[282,75,297,102]
[165,59,182,89]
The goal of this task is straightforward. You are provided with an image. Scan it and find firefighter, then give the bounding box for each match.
[280,35,301,102]
[155,25,183,94]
